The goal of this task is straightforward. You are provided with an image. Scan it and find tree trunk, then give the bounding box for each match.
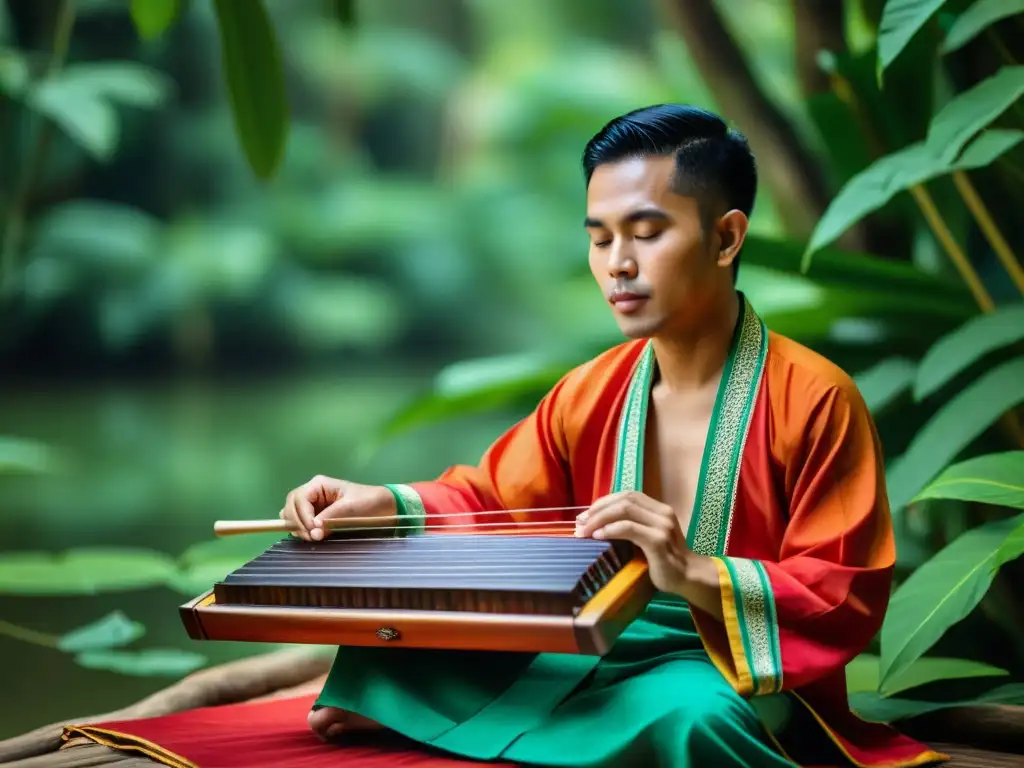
[655,0,830,239]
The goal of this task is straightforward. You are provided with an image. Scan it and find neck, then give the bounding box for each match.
[650,291,741,393]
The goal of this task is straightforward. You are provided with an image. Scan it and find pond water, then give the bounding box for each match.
[0,371,514,739]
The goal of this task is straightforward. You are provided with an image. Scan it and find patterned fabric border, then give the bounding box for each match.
[688,298,768,556]
[722,556,783,695]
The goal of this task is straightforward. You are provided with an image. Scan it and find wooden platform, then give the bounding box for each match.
[0,648,1020,767]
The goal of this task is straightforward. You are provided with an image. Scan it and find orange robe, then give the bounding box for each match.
[382,296,944,768]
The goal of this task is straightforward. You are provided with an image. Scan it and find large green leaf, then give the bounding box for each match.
[912,452,1024,509]
[886,356,1024,510]
[130,0,183,40]
[0,548,179,595]
[847,653,1008,696]
[212,0,289,179]
[941,0,1024,53]
[926,66,1024,164]
[802,130,1024,268]
[58,611,145,653]
[914,303,1024,399]
[855,357,917,413]
[851,682,1024,722]
[878,513,1024,692]
[876,0,949,77]
[74,648,207,677]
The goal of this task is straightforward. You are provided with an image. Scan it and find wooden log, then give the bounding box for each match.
[0,647,333,764]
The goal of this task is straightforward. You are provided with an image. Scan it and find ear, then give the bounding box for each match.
[713,210,749,270]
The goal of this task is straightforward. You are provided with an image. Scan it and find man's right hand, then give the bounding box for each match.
[280,476,397,541]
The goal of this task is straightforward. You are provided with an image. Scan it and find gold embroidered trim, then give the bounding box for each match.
[690,299,766,556]
[728,556,783,695]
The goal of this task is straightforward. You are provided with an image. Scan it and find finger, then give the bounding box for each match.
[579,491,663,527]
[583,499,670,539]
[296,484,323,531]
[592,519,672,552]
[283,491,309,541]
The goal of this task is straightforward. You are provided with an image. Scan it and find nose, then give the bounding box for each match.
[606,239,638,280]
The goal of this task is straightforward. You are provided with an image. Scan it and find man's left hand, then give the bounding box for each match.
[576,491,693,595]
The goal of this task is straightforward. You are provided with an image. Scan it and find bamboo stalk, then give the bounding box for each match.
[952,170,1024,296]
[909,184,996,312]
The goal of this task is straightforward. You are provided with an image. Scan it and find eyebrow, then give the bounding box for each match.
[584,208,671,229]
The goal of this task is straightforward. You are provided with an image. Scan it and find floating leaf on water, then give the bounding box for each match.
[58,611,145,653]
[74,648,207,677]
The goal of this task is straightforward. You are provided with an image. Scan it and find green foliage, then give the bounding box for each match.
[211,0,289,179]
[851,682,1024,722]
[941,0,1024,53]
[878,514,1024,693]
[129,0,184,40]
[847,653,1008,696]
[913,303,1024,399]
[803,65,1024,266]
[0,549,179,595]
[58,611,146,652]
[74,648,207,677]
[912,452,1024,509]
[886,356,1024,510]
[24,62,172,161]
[876,0,949,80]
[0,436,60,474]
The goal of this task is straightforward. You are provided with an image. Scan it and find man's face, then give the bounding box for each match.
[585,155,731,340]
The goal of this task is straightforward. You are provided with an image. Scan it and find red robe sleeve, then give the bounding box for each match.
[701,383,896,697]
[384,373,576,536]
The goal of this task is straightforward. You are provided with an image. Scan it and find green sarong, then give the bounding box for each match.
[315,594,794,767]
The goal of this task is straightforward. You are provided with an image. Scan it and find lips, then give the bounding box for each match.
[608,291,650,314]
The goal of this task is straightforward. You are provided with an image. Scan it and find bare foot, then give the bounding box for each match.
[308,706,384,742]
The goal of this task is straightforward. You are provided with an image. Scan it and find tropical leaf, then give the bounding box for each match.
[914,303,1024,399]
[212,0,289,178]
[58,611,145,653]
[802,130,1024,268]
[995,517,1024,564]
[886,356,1024,510]
[912,452,1024,509]
[130,0,183,39]
[0,548,178,595]
[876,0,949,78]
[851,682,1024,722]
[941,0,1024,54]
[846,653,1008,696]
[925,66,1024,164]
[74,648,207,677]
[855,357,917,413]
[878,513,1024,692]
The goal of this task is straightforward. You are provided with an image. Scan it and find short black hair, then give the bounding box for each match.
[582,104,756,281]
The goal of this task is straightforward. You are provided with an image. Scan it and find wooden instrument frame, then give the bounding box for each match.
[180,558,655,655]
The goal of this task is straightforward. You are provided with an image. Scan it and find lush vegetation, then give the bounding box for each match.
[1,0,1023,736]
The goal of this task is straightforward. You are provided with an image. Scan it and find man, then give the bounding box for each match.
[281,105,944,768]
